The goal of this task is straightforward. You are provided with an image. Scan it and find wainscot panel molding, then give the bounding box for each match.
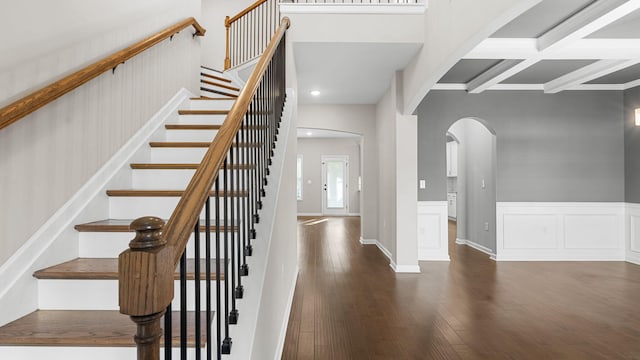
[626,203,640,265]
[417,201,450,261]
[496,202,626,261]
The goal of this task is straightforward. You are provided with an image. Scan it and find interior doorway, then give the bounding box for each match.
[446,118,497,259]
[322,155,349,215]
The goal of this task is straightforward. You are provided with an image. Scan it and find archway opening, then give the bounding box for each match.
[446,118,497,260]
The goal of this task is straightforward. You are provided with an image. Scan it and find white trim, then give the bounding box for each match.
[274,266,299,360]
[359,237,377,245]
[496,202,626,261]
[376,241,393,261]
[390,261,421,273]
[280,3,427,15]
[417,201,450,261]
[544,59,640,94]
[432,83,631,92]
[0,88,191,327]
[626,203,640,265]
[456,238,497,260]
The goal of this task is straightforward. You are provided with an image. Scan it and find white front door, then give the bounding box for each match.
[322,155,349,215]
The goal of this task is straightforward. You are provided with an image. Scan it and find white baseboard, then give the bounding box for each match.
[626,203,640,265]
[417,201,450,261]
[390,261,421,273]
[0,88,192,327]
[456,238,496,259]
[496,202,626,261]
[359,237,377,245]
[375,241,392,261]
[274,266,299,360]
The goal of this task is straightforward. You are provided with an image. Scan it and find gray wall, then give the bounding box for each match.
[297,137,361,215]
[417,90,625,202]
[450,119,497,252]
[624,86,640,203]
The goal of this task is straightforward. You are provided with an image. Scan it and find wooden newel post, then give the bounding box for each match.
[119,217,174,360]
[225,16,231,70]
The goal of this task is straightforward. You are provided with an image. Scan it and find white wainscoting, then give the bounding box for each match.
[417,201,450,261]
[626,203,640,265]
[496,202,625,261]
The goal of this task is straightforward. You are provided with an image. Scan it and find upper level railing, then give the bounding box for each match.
[119,17,290,360]
[225,0,280,70]
[0,18,206,131]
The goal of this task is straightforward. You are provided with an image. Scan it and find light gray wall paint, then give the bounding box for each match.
[417,90,625,202]
[450,119,497,252]
[624,86,640,203]
[297,137,361,215]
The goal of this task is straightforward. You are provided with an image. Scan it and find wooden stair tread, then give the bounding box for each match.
[166,124,222,130]
[34,258,224,280]
[75,219,239,232]
[200,72,232,83]
[129,163,255,170]
[0,310,207,347]
[200,87,238,98]
[106,189,249,197]
[200,79,240,92]
[178,110,229,115]
[190,96,235,101]
[149,141,261,148]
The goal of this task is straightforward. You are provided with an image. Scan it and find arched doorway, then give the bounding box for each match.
[446,118,497,259]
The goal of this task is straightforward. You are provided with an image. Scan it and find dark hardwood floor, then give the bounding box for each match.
[282,217,640,359]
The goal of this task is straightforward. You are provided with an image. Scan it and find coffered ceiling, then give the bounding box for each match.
[434,0,640,93]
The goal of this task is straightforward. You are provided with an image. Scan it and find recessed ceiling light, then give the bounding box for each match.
[306,131,313,136]
[310,90,320,97]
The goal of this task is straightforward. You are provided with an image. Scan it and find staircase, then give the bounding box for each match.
[0,69,253,359]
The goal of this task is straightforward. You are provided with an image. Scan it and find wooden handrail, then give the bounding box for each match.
[0,17,206,131]
[226,0,270,25]
[164,16,290,267]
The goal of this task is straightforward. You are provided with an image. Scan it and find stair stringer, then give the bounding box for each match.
[225,89,299,360]
[0,89,192,327]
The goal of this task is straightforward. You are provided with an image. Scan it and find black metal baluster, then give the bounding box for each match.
[229,146,239,324]
[194,219,202,360]
[165,302,172,360]
[180,250,187,360]
[205,197,212,360]
[222,159,232,354]
[215,179,222,360]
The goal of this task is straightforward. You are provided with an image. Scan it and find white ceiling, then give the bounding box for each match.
[294,42,421,104]
[435,0,640,93]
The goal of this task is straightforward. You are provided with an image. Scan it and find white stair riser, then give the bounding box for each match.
[79,231,243,258]
[165,130,219,141]
[132,169,249,190]
[189,99,235,110]
[177,114,227,124]
[39,279,233,311]
[109,197,244,219]
[150,147,257,163]
[0,346,208,360]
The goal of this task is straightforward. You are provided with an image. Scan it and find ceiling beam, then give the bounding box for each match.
[467,59,535,94]
[466,38,640,60]
[544,59,640,93]
[538,0,640,51]
[463,0,640,94]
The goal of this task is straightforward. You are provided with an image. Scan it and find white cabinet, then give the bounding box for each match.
[446,141,458,177]
[447,193,457,219]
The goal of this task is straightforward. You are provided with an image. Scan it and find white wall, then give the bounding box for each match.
[201,0,257,70]
[0,0,201,268]
[297,104,378,241]
[297,137,361,215]
[402,0,541,113]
